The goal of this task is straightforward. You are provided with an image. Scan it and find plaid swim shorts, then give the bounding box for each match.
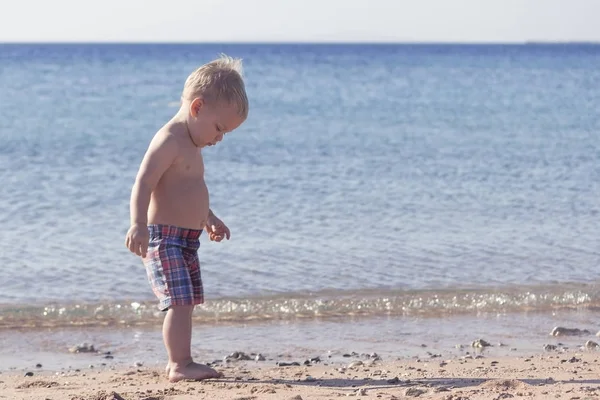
[142,224,204,311]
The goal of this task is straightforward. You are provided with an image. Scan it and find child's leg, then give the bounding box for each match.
[163,305,194,367]
[163,304,221,382]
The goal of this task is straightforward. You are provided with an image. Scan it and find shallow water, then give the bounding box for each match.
[2,308,600,372]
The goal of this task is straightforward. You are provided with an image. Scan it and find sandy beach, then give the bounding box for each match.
[5,347,600,400]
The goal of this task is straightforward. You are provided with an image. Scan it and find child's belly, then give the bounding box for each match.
[147,176,210,230]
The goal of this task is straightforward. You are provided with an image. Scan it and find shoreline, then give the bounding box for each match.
[2,281,599,331]
[3,309,600,371]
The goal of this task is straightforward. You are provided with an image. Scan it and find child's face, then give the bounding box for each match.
[189,98,245,148]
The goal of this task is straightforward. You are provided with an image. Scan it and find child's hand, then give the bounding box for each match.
[125,223,149,257]
[206,214,230,242]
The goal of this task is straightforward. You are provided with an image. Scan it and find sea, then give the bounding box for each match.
[1,43,600,371]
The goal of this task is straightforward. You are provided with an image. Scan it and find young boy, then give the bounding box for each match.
[125,54,248,382]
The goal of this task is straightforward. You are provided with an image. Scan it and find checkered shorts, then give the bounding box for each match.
[142,224,204,311]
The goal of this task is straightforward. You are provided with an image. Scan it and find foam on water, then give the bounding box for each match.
[1,283,599,331]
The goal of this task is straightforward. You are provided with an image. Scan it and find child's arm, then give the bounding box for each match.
[126,132,179,256]
[131,132,179,225]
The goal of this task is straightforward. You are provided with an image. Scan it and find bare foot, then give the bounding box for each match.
[168,361,222,382]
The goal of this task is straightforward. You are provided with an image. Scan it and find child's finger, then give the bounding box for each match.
[135,241,143,256]
[209,232,222,241]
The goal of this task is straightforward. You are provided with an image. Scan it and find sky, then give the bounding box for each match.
[1,0,599,43]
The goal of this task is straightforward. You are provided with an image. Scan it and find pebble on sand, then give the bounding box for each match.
[585,340,599,350]
[550,326,591,337]
[472,339,492,348]
[69,343,98,353]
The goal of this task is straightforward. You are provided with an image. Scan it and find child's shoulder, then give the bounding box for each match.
[150,122,187,148]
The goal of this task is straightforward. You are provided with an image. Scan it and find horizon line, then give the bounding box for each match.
[1,40,599,45]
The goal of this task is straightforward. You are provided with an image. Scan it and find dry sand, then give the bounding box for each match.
[4,350,600,400]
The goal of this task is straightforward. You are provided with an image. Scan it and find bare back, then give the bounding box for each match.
[147,126,210,230]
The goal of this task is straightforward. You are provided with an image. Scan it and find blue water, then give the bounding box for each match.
[1,44,600,323]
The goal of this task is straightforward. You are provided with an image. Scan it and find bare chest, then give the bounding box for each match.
[173,152,204,177]
[169,151,205,178]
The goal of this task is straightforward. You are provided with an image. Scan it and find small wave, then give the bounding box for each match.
[1,283,598,330]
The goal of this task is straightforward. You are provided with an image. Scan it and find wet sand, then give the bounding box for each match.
[4,350,600,400]
[4,309,600,373]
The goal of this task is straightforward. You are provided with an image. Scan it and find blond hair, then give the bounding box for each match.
[182,54,249,119]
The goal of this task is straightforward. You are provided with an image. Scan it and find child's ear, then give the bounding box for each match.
[190,97,205,117]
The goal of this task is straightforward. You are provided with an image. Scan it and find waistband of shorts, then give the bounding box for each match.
[148,224,203,240]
